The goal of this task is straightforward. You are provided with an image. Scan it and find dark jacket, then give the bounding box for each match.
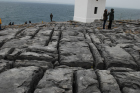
[109,9,114,21]
[103,10,108,21]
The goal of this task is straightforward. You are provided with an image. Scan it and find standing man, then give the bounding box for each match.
[108,9,114,29]
[103,9,109,29]
[0,18,2,30]
[9,22,12,26]
[12,22,14,25]
[50,13,53,22]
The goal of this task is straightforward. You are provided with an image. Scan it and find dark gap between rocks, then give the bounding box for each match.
[95,70,103,93]
[14,28,25,37]
[73,71,77,93]
[57,30,62,64]
[30,28,42,39]
[45,28,54,46]
[30,68,45,93]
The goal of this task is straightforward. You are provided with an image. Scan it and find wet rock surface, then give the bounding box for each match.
[0,20,140,92]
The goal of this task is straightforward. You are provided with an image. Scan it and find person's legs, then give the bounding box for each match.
[110,20,112,29]
[108,20,111,29]
[50,17,52,22]
[103,20,106,29]
[0,24,1,30]
[108,22,110,29]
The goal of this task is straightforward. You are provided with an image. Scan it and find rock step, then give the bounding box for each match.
[59,30,94,69]
[75,70,101,93]
[96,70,121,93]
[88,43,104,70]
[0,66,140,93]
[112,72,140,93]
[34,68,140,93]
[0,66,44,93]
[34,68,74,93]
[14,60,53,71]
[100,45,138,70]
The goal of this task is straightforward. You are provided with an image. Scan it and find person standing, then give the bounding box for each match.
[0,18,2,30]
[9,22,12,25]
[108,9,114,29]
[25,21,27,24]
[12,22,14,25]
[29,21,31,23]
[50,13,53,22]
[103,9,109,29]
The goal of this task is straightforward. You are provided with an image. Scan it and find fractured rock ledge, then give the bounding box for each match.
[0,20,140,93]
[0,66,43,93]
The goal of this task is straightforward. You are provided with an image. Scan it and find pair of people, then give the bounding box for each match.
[103,9,114,29]
[9,22,14,25]
[25,21,31,24]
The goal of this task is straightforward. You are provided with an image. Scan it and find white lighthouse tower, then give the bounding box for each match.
[73,0,106,23]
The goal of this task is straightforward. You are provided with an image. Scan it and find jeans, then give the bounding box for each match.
[103,20,106,29]
[0,24,1,30]
[50,17,52,22]
[108,20,112,29]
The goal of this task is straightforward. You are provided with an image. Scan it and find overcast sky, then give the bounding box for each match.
[1,0,140,9]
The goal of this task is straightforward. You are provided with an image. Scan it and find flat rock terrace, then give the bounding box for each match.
[0,20,140,93]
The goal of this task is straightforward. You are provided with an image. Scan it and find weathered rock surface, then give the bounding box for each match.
[96,70,121,93]
[112,72,140,93]
[27,45,57,54]
[0,66,43,93]
[0,48,12,59]
[101,45,138,70]
[0,20,140,92]
[89,43,104,69]
[14,60,53,70]
[0,29,19,44]
[75,70,101,93]
[7,48,22,60]
[108,67,135,72]
[123,47,140,67]
[18,52,55,62]
[34,68,74,93]
[1,39,32,49]
[15,28,38,39]
[60,42,94,68]
[59,30,94,68]
[0,60,13,73]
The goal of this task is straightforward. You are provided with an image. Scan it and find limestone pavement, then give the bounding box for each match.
[0,20,140,93]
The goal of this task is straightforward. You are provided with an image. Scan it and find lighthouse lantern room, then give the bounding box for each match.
[73,0,106,23]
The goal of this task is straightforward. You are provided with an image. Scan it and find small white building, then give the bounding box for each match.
[73,0,106,23]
